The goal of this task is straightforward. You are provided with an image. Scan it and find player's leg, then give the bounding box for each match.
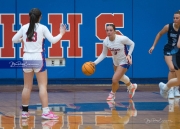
[21,53,34,118]
[165,56,176,98]
[159,55,180,98]
[165,56,176,80]
[112,66,127,92]
[36,70,58,120]
[114,65,130,85]
[114,65,133,88]
[22,72,34,105]
[165,55,180,98]
[166,70,180,88]
[34,52,58,120]
[21,71,34,118]
[120,75,137,99]
[114,65,137,98]
[107,65,127,101]
[36,70,48,108]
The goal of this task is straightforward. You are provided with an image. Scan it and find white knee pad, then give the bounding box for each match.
[120,75,130,84]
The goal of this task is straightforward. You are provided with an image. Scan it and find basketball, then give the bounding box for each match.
[82,62,95,76]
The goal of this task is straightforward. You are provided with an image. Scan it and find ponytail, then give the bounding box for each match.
[27,14,36,41]
[26,8,42,41]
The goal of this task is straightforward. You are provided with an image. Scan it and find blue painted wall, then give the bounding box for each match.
[0,0,180,82]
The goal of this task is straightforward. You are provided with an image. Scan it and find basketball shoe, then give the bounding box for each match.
[159,82,169,99]
[127,83,137,99]
[174,86,180,97]
[106,91,115,101]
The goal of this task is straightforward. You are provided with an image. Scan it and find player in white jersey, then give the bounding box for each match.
[12,8,66,120]
[93,24,137,101]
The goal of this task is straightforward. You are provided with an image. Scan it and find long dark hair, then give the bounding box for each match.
[27,8,41,41]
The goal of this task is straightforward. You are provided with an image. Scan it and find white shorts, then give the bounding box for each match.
[113,57,130,69]
[23,52,46,73]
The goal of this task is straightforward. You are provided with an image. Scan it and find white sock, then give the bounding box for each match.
[164,85,170,91]
[111,91,115,94]
[22,105,28,106]
[127,83,133,89]
[42,107,50,114]
[128,83,133,87]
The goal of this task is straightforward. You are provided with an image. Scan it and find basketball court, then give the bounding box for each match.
[0,84,179,129]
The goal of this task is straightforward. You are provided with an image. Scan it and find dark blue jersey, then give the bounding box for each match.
[164,23,180,54]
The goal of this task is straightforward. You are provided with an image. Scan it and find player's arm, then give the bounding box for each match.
[93,43,108,65]
[122,36,135,57]
[12,27,23,43]
[177,35,180,48]
[43,24,66,44]
[149,24,169,54]
[122,36,134,64]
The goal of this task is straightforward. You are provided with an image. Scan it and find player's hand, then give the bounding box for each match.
[148,46,154,54]
[89,61,96,66]
[60,24,67,36]
[126,55,132,65]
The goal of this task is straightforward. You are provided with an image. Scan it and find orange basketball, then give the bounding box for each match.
[82,62,95,76]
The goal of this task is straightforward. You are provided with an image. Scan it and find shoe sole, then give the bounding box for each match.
[168,97,175,99]
[174,93,180,97]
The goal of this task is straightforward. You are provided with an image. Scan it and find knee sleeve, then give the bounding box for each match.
[120,75,130,84]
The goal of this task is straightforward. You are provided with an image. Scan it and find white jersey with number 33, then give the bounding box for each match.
[12,23,62,53]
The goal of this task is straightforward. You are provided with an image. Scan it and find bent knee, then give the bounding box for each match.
[112,78,119,84]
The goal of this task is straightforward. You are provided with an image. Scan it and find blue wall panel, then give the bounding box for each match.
[0,0,180,82]
[0,1,17,78]
[132,0,180,78]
